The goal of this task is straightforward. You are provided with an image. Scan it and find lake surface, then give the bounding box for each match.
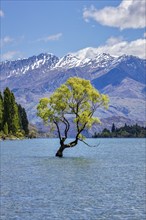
[0,138,145,220]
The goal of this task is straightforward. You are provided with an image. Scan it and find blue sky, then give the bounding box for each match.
[0,0,145,60]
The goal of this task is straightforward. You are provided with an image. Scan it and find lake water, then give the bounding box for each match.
[0,138,145,220]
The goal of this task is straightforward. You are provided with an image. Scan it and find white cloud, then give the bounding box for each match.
[0,10,4,17]
[97,38,146,58]
[83,0,146,29]
[106,36,124,45]
[73,37,146,59]
[1,51,22,61]
[0,36,14,47]
[144,32,146,38]
[37,33,62,42]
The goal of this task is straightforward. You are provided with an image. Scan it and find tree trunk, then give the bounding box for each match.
[55,139,78,157]
[55,145,65,157]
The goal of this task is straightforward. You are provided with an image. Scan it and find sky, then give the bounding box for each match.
[0,0,146,61]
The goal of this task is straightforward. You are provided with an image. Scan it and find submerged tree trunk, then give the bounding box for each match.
[55,139,78,157]
[55,145,65,157]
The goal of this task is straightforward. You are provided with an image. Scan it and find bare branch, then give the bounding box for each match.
[54,120,62,143]
[62,116,70,139]
[79,138,100,147]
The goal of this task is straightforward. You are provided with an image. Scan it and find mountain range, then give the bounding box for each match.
[0,48,146,134]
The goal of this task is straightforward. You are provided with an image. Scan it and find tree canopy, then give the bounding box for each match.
[37,77,109,157]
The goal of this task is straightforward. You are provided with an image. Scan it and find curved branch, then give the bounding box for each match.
[79,138,100,147]
[62,116,70,139]
[54,120,62,142]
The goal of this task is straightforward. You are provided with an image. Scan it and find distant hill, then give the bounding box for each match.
[0,49,146,135]
[93,124,146,138]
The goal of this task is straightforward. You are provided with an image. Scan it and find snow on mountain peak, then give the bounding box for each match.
[1,49,145,81]
[71,47,98,60]
[1,50,145,129]
[0,53,59,79]
[54,53,82,69]
[71,47,115,60]
[53,49,116,70]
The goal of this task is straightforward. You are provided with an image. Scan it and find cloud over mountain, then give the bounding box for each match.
[73,37,146,59]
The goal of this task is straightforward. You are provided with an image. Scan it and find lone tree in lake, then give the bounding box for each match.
[37,77,109,157]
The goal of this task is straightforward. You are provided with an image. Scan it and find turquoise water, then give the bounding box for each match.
[0,138,146,220]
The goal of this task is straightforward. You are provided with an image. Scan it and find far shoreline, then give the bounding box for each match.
[1,136,146,141]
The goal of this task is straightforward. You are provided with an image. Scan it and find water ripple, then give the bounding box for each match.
[1,138,145,220]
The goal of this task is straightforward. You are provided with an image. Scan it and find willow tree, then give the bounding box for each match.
[37,77,109,157]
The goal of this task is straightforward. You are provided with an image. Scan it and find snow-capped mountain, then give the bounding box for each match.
[54,52,116,70]
[0,49,146,132]
[0,53,59,80]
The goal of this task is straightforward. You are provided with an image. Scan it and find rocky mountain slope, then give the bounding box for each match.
[0,50,146,133]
